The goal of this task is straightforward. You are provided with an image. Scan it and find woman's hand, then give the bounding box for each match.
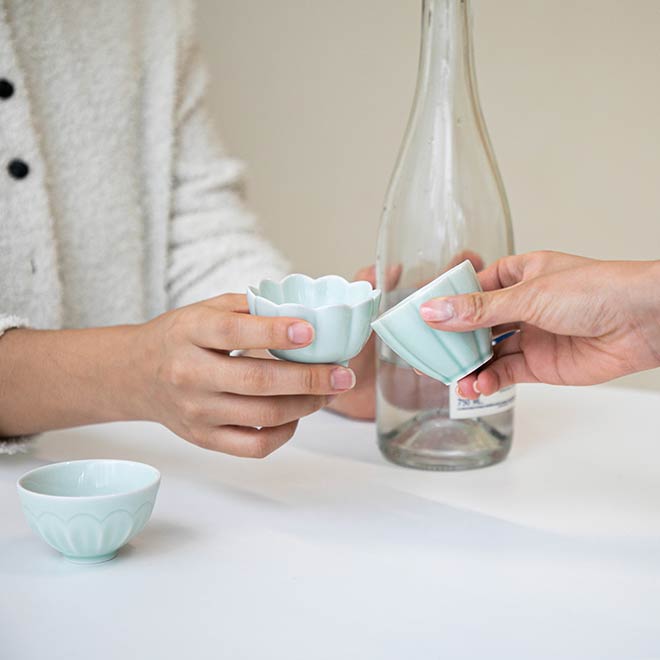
[133,294,356,456]
[419,251,660,397]
[0,294,356,457]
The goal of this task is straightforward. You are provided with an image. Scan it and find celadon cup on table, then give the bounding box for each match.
[17,459,160,564]
[371,260,492,385]
[247,273,381,366]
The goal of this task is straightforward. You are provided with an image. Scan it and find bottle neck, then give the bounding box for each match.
[415,0,475,114]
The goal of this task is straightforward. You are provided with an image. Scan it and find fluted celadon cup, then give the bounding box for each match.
[247,274,381,366]
[371,260,492,384]
[17,459,160,564]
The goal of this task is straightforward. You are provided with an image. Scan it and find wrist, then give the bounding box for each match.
[114,323,155,422]
[628,260,660,370]
[0,325,149,435]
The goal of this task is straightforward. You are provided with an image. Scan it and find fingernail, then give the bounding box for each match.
[473,380,481,394]
[420,300,454,322]
[456,383,465,398]
[331,367,356,391]
[287,322,314,345]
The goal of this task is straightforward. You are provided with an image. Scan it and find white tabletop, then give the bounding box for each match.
[2,384,660,659]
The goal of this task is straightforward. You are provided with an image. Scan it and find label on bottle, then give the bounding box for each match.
[449,385,516,420]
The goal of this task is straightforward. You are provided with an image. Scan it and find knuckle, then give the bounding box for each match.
[216,313,238,346]
[165,357,190,388]
[163,309,190,343]
[219,293,247,310]
[528,250,555,275]
[268,320,283,346]
[245,363,273,392]
[461,293,486,323]
[187,427,211,450]
[302,366,321,393]
[181,398,204,424]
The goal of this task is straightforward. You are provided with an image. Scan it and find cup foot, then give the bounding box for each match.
[62,551,118,564]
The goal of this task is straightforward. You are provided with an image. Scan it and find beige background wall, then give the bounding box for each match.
[197,0,660,390]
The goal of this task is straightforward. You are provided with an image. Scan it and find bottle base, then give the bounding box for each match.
[378,414,511,471]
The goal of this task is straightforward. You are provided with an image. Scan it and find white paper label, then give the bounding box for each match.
[450,385,516,420]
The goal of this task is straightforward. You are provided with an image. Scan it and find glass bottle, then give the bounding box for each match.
[376,0,515,470]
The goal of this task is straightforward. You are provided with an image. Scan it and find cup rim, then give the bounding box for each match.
[373,259,478,324]
[17,459,161,501]
[249,273,381,313]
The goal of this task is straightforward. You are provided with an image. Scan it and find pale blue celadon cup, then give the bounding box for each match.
[247,274,381,366]
[17,459,160,564]
[371,260,493,384]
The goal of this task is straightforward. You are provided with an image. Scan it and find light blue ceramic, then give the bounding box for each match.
[247,274,381,365]
[371,260,492,384]
[17,459,160,564]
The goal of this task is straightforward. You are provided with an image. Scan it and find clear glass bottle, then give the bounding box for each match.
[376,0,515,470]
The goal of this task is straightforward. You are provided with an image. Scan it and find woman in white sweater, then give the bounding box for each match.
[0,0,373,455]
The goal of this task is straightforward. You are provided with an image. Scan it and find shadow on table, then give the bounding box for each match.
[118,518,199,561]
[0,518,198,575]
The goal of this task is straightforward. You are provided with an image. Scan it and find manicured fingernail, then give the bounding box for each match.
[287,322,314,345]
[473,380,481,394]
[420,300,454,322]
[331,367,356,391]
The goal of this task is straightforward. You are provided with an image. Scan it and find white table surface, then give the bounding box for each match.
[1,384,660,659]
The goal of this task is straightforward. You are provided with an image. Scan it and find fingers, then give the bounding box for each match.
[354,263,402,292]
[477,256,527,292]
[453,326,520,398]
[445,250,485,273]
[455,374,479,400]
[384,264,403,292]
[475,354,539,395]
[192,420,299,458]
[202,393,332,428]
[457,353,539,398]
[420,284,533,331]
[217,355,356,396]
[184,305,316,351]
[354,265,376,286]
[202,293,250,313]
[478,251,595,292]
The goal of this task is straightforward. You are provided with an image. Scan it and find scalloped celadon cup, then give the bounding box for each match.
[17,459,160,564]
[371,260,493,385]
[247,274,381,365]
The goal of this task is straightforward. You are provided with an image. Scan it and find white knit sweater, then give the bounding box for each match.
[0,0,288,451]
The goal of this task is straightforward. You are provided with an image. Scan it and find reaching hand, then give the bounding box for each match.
[419,251,660,398]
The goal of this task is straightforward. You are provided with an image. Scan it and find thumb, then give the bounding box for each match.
[420,282,532,331]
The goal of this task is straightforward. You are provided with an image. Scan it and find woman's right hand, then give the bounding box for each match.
[419,251,660,397]
[133,293,356,457]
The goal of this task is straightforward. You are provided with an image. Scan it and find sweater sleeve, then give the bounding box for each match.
[166,30,289,309]
[0,315,34,454]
